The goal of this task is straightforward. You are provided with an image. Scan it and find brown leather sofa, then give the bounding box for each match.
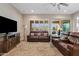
[27,31,50,42]
[52,32,79,56]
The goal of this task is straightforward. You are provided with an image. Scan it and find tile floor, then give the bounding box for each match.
[3,41,62,56]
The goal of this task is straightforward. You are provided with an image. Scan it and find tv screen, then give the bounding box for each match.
[0,16,17,33]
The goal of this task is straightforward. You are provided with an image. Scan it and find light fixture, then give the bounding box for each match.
[77,17,79,19]
[25,25,27,29]
[63,10,67,12]
[50,3,69,10]
[31,10,34,13]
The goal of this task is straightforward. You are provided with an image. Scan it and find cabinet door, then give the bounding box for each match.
[0,37,4,53]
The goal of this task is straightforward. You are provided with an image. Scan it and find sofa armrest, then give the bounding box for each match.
[67,44,73,51]
[73,45,79,55]
[27,35,30,38]
[67,44,79,55]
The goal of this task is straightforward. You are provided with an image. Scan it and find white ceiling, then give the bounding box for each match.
[11,3,79,14]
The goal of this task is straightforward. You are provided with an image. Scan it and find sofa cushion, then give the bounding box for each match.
[59,42,69,51]
[34,33,38,36]
[74,38,79,44]
[69,32,79,44]
[67,44,73,51]
[68,36,79,44]
[68,36,76,44]
[39,36,48,39]
[40,33,44,36]
[30,36,38,38]
[61,40,69,43]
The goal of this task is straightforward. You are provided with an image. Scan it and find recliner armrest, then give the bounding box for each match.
[67,44,79,55]
[67,44,73,51]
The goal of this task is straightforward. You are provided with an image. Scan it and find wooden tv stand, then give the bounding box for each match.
[0,32,20,55]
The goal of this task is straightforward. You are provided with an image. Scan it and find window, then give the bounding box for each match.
[30,20,70,32]
[30,20,49,31]
[51,21,60,31]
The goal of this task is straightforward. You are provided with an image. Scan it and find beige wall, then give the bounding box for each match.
[0,3,24,41]
[24,14,72,40]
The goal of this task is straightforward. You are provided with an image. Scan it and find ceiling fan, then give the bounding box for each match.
[50,3,69,10]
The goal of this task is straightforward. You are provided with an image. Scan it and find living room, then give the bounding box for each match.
[1,3,79,56]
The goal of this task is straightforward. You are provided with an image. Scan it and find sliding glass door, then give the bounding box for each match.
[62,20,70,32]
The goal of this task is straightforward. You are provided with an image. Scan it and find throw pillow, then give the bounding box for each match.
[31,33,34,36]
[38,33,41,36]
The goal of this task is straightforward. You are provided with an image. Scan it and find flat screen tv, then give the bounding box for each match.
[0,16,17,34]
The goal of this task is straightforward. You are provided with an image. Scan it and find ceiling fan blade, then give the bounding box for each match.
[50,3,56,6]
[57,4,61,10]
[59,3,69,6]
